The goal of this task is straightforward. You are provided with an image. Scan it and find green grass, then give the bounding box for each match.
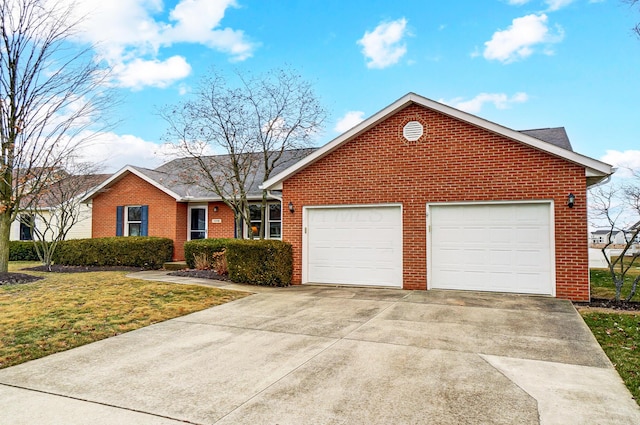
[581,312,640,405]
[590,268,640,302]
[582,266,640,406]
[0,262,249,369]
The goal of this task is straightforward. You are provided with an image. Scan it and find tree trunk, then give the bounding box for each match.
[0,212,12,272]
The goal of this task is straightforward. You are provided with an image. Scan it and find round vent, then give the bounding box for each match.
[403,120,424,141]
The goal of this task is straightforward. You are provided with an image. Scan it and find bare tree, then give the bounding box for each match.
[0,0,112,272]
[20,163,106,270]
[161,68,326,238]
[625,0,640,37]
[589,172,640,301]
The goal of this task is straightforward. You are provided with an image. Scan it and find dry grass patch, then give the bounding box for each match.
[0,265,249,369]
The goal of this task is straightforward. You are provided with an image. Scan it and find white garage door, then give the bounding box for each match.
[429,203,554,295]
[305,206,402,287]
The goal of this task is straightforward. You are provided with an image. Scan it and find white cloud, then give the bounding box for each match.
[601,150,640,178]
[357,18,409,69]
[483,14,564,63]
[76,132,177,172]
[440,92,529,114]
[65,0,256,89]
[545,0,575,11]
[112,56,192,90]
[507,0,531,5]
[334,111,366,133]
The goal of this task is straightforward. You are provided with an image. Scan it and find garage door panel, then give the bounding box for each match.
[430,203,553,295]
[306,206,402,288]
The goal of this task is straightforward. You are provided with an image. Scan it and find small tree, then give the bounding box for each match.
[589,172,640,301]
[161,67,325,239]
[20,164,105,270]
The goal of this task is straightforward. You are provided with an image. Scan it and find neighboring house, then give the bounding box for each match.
[261,93,612,302]
[589,229,626,245]
[83,150,313,261]
[10,174,110,242]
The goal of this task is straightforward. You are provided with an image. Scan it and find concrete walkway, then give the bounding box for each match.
[1,272,639,424]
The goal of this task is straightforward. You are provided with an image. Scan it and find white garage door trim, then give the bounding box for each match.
[427,201,556,296]
[303,204,403,288]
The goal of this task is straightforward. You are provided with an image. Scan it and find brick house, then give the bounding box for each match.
[261,93,612,301]
[84,151,312,261]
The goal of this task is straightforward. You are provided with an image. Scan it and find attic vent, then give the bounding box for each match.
[403,121,424,141]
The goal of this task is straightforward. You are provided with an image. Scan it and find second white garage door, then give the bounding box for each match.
[305,206,402,287]
[429,202,554,295]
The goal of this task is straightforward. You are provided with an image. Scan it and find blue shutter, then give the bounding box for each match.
[116,206,124,236]
[141,205,149,236]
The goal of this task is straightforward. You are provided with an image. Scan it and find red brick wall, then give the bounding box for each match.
[208,202,236,238]
[282,104,590,301]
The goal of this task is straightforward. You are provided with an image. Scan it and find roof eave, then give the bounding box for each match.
[81,166,182,203]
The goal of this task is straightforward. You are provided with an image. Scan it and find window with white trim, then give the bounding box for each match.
[125,206,142,236]
[246,202,281,239]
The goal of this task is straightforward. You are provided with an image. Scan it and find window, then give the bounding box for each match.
[189,206,207,240]
[126,206,142,236]
[19,214,34,241]
[269,203,281,239]
[116,205,148,236]
[246,202,281,239]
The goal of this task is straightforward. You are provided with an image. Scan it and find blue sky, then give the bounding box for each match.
[69,0,640,174]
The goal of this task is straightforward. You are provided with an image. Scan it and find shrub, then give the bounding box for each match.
[184,238,230,268]
[193,253,212,270]
[225,239,292,287]
[9,241,40,261]
[212,251,228,276]
[52,237,173,269]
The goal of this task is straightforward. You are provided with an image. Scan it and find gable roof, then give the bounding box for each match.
[519,127,572,151]
[261,92,612,191]
[83,149,316,203]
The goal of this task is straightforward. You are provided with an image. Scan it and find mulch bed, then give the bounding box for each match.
[574,298,640,311]
[167,269,230,282]
[0,272,43,286]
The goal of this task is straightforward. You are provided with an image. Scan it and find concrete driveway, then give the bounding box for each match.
[1,279,639,424]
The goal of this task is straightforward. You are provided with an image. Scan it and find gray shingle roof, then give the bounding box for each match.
[137,148,317,200]
[519,127,573,151]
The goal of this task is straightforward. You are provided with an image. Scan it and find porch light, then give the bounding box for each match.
[288,201,295,213]
[567,193,575,208]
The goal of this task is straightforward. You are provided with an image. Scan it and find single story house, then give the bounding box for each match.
[86,93,612,301]
[83,150,313,261]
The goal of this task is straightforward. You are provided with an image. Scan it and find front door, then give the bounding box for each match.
[189,206,207,240]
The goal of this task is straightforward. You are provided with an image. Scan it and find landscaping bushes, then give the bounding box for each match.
[184,238,293,286]
[184,238,230,268]
[52,237,173,269]
[9,241,40,261]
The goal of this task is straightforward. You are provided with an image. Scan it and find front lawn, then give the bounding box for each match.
[581,267,640,405]
[590,268,640,302]
[0,262,249,369]
[581,312,640,405]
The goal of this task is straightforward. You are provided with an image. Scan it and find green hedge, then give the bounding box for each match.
[52,237,173,269]
[183,238,231,268]
[226,239,292,287]
[184,238,293,287]
[9,241,40,261]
